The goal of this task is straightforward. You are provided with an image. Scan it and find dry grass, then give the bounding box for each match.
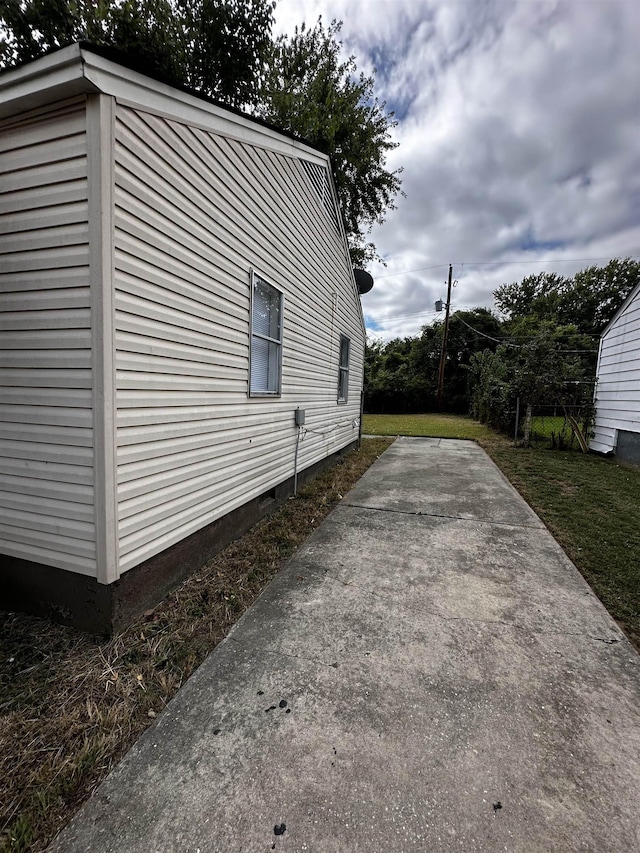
[0,437,393,853]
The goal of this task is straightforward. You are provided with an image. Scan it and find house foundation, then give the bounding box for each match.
[2,442,357,634]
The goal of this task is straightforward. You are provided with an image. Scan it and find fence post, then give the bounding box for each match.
[514,397,520,446]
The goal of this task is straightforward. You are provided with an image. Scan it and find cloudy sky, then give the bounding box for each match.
[274,0,640,341]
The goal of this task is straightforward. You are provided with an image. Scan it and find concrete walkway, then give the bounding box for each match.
[50,438,640,853]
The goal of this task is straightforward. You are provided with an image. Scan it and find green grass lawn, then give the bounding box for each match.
[362,412,494,440]
[364,413,640,649]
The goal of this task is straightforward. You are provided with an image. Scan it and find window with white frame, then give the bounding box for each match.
[250,272,283,395]
[338,335,350,402]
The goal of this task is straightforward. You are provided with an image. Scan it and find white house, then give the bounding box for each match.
[0,44,367,632]
[590,282,640,464]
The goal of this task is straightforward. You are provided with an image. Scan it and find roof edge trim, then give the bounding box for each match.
[0,41,327,165]
[0,43,100,119]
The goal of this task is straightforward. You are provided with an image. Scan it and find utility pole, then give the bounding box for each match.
[436,264,453,410]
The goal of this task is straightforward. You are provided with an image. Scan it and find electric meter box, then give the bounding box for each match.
[295,408,306,426]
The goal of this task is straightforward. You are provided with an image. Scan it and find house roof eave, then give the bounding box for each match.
[0,42,326,166]
[0,43,102,120]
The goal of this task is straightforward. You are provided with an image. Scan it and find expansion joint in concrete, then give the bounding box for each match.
[344,502,542,530]
[225,607,622,666]
[405,607,624,645]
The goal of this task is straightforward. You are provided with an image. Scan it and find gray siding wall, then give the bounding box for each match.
[0,97,96,575]
[113,105,364,573]
[591,285,640,454]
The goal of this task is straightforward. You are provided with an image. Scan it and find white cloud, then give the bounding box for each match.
[275,0,640,340]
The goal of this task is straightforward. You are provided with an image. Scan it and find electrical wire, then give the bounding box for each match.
[453,255,638,266]
[376,263,449,279]
[454,315,598,352]
[301,418,358,439]
[366,308,440,323]
[373,255,640,281]
[454,316,520,347]
[366,303,480,324]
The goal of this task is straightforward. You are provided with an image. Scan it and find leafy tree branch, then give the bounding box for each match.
[257,18,402,266]
[0,3,401,264]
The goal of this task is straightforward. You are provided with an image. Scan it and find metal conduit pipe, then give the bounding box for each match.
[294,425,301,496]
[293,408,306,496]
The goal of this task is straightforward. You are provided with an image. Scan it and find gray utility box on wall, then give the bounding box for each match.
[295,408,306,426]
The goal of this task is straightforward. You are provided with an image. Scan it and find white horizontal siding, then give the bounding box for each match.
[595,389,640,405]
[590,435,615,454]
[0,421,93,447]
[114,104,364,572]
[0,97,96,575]
[0,452,93,483]
[591,285,640,453]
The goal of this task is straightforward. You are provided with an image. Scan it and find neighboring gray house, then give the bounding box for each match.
[590,281,640,464]
[0,44,367,632]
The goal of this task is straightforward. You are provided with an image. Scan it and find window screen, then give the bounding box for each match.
[338,335,350,402]
[250,274,283,395]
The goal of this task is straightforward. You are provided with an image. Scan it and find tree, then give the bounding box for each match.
[440,309,503,411]
[493,271,566,324]
[488,259,640,439]
[494,258,640,338]
[559,258,640,338]
[365,337,427,414]
[106,1,190,85]
[0,0,276,107]
[508,322,592,446]
[1,6,400,261]
[364,308,503,415]
[1,0,179,77]
[258,19,402,267]
[182,0,276,108]
[468,348,514,433]
[469,319,596,445]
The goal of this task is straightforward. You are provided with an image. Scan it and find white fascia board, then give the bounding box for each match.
[0,44,99,119]
[0,43,328,167]
[79,48,328,166]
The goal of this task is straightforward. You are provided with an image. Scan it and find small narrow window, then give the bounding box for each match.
[338,335,350,402]
[250,272,283,396]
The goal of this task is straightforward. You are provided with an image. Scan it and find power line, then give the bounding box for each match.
[453,255,636,266]
[376,263,449,279]
[367,305,603,343]
[455,316,520,347]
[373,255,640,281]
[455,315,598,352]
[365,308,439,323]
[366,303,480,324]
